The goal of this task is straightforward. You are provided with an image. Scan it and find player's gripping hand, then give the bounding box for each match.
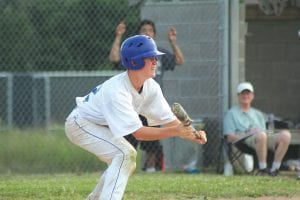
[192,130,207,145]
[177,124,207,144]
[176,124,194,139]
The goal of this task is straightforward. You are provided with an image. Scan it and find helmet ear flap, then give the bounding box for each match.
[127,57,145,70]
[130,60,137,66]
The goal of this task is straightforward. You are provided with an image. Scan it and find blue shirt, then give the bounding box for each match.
[223,105,266,136]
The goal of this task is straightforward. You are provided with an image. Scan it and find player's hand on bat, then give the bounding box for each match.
[192,130,207,144]
[177,124,195,140]
[171,102,207,144]
[178,125,207,144]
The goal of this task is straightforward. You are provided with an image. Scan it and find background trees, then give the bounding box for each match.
[0,0,140,71]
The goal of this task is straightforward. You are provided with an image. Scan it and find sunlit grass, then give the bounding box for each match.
[1,172,300,200]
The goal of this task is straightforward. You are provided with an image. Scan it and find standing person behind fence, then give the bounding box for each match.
[65,35,206,200]
[223,82,291,176]
[109,19,184,172]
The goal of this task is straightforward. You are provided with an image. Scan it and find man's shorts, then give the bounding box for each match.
[244,132,280,151]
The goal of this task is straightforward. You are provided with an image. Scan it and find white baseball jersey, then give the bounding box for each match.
[76,71,176,138]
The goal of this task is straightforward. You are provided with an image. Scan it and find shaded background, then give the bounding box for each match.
[0,0,300,174]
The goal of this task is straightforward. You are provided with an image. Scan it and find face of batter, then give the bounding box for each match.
[127,57,158,92]
[140,57,158,79]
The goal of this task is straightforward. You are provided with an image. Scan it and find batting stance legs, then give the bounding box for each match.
[65,109,137,200]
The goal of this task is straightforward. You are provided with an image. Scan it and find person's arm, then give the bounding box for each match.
[227,127,261,143]
[132,119,182,140]
[132,119,206,144]
[224,110,241,143]
[109,21,126,63]
[168,27,184,65]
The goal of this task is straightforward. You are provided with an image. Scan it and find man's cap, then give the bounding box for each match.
[237,82,254,94]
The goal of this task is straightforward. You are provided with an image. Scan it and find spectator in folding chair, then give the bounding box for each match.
[223,82,291,176]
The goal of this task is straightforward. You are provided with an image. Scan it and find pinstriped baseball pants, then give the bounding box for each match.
[65,109,137,200]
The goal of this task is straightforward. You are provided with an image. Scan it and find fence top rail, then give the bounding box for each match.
[145,0,221,6]
[0,73,13,77]
[0,70,122,78]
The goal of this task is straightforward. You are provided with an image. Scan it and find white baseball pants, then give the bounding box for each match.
[65,109,137,200]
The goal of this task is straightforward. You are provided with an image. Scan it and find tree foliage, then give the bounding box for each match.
[0,0,140,71]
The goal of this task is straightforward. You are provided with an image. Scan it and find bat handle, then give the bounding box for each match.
[190,125,201,139]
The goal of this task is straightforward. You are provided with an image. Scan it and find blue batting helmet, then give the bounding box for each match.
[120,35,165,70]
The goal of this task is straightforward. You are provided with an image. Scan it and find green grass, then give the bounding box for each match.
[0,129,106,174]
[0,128,144,174]
[1,128,300,199]
[1,172,300,200]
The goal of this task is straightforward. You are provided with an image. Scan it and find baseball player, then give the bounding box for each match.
[109,19,185,173]
[65,35,207,200]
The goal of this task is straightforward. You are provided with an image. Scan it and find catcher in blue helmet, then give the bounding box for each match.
[65,35,206,200]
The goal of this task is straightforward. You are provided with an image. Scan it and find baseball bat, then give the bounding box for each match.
[171,102,201,139]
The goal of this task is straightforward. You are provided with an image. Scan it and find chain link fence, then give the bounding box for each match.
[0,0,229,174]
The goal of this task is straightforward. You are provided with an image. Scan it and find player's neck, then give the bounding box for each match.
[128,71,146,92]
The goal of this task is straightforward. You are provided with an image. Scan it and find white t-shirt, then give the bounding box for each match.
[76,71,176,138]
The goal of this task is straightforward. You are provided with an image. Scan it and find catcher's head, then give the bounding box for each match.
[120,35,164,70]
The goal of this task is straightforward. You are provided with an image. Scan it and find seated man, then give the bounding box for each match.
[223,82,291,176]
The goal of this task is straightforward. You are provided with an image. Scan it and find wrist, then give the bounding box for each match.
[169,41,176,46]
[115,34,123,40]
